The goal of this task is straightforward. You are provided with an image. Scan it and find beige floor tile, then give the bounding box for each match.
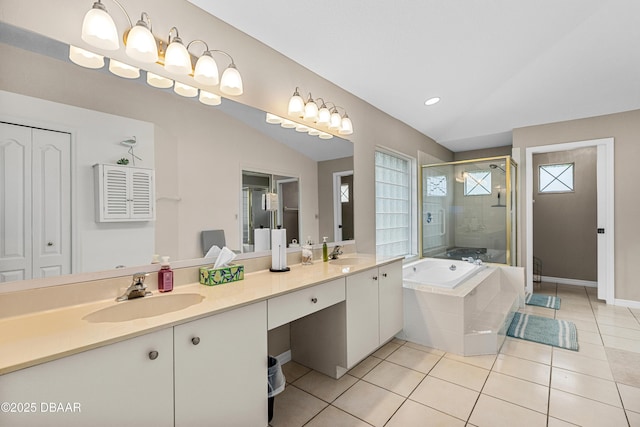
[270,386,328,427]
[444,352,497,370]
[333,380,404,427]
[362,360,425,397]
[469,394,547,427]
[628,410,640,427]
[482,371,549,414]
[492,353,551,386]
[555,310,596,323]
[548,388,628,427]
[386,345,441,373]
[551,348,613,380]
[499,337,552,365]
[409,375,478,420]
[558,305,594,317]
[522,305,556,318]
[619,383,640,413]
[348,356,382,379]
[282,361,311,384]
[602,334,640,353]
[605,347,640,388]
[599,324,640,340]
[558,317,599,333]
[385,399,465,427]
[576,329,603,345]
[304,405,371,427]
[390,337,406,345]
[547,417,580,426]
[429,357,489,391]
[556,340,608,361]
[551,367,621,407]
[372,341,401,359]
[293,371,358,403]
[403,341,446,356]
[597,315,640,330]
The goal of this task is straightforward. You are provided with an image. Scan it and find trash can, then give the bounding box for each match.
[267,356,285,422]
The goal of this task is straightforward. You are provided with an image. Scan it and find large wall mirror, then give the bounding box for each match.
[0,23,354,288]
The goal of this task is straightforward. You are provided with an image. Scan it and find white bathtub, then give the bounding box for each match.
[403,258,484,289]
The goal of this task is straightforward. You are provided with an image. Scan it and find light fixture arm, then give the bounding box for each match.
[168,26,182,44]
[186,39,210,56]
[209,49,237,67]
[95,0,133,31]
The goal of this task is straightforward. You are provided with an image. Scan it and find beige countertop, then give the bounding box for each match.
[0,254,400,375]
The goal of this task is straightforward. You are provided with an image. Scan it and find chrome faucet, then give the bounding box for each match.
[461,256,483,266]
[329,245,343,260]
[116,273,152,302]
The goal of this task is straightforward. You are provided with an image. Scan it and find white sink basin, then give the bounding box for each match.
[83,293,205,323]
[329,257,370,266]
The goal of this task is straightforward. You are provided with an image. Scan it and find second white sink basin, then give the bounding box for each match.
[329,257,370,266]
[83,293,205,323]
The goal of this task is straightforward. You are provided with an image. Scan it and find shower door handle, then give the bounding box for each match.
[440,209,446,236]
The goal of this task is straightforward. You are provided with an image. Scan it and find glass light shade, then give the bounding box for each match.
[81,5,119,50]
[174,81,198,97]
[329,111,342,130]
[339,116,353,135]
[308,128,321,136]
[108,59,140,79]
[295,123,310,132]
[319,132,333,140]
[193,53,219,86]
[288,93,305,117]
[165,40,192,75]
[219,65,243,96]
[146,72,173,89]
[281,119,297,129]
[199,90,222,106]
[303,100,318,122]
[125,24,158,63]
[266,113,283,124]
[316,107,331,126]
[68,45,104,69]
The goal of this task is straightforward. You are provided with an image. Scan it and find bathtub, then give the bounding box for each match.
[403,258,484,289]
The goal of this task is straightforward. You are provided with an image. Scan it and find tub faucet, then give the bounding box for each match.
[329,245,343,260]
[116,273,152,302]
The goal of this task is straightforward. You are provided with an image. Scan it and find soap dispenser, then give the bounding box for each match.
[322,237,328,262]
[158,256,173,293]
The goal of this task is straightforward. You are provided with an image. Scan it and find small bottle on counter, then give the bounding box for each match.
[158,256,173,293]
[322,237,328,262]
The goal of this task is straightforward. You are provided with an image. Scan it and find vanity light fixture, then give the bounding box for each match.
[108,58,140,78]
[288,88,305,117]
[174,81,198,97]
[69,45,105,69]
[81,0,120,50]
[303,94,318,122]
[199,90,222,106]
[286,88,354,136]
[164,27,192,75]
[264,113,334,140]
[125,13,157,63]
[146,71,173,88]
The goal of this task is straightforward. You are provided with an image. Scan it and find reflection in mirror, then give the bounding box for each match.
[241,171,300,253]
[0,22,353,289]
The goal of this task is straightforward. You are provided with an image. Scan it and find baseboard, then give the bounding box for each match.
[274,350,292,365]
[614,299,640,309]
[540,276,597,288]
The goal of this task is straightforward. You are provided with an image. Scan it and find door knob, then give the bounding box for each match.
[311,297,318,304]
[191,337,201,345]
[148,350,159,360]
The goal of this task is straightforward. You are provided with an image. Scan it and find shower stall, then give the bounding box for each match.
[421,156,517,265]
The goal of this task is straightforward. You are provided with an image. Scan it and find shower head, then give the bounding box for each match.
[489,164,505,173]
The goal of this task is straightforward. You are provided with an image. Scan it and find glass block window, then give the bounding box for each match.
[341,184,349,203]
[464,170,491,196]
[426,175,447,196]
[539,163,574,193]
[375,150,413,258]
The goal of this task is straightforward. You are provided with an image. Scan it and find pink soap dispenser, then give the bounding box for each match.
[158,256,173,293]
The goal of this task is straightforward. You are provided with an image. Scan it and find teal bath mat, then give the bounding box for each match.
[525,293,560,310]
[507,312,578,351]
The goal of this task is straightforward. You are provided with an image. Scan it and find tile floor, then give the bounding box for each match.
[270,283,640,427]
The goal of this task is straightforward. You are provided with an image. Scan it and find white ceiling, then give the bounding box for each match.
[188,0,640,152]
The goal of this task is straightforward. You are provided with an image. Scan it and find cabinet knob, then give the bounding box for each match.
[372,276,378,281]
[191,337,201,345]
[148,350,159,360]
[47,242,54,247]
[311,297,318,304]
[382,273,387,278]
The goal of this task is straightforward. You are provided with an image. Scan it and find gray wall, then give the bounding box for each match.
[454,145,513,161]
[533,148,597,281]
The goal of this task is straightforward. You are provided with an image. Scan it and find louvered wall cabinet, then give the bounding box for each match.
[93,164,155,222]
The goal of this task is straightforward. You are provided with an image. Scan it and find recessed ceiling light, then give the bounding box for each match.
[424,97,440,106]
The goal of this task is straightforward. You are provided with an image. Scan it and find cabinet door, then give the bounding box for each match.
[174,301,268,427]
[94,164,155,222]
[0,328,174,427]
[346,269,379,368]
[129,168,154,220]
[379,260,404,343]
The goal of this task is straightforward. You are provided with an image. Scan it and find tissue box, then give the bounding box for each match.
[199,264,244,286]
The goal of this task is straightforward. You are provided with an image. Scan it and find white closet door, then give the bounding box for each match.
[31,128,71,279]
[0,123,32,282]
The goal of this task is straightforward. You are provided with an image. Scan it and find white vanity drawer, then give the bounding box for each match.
[268,278,345,330]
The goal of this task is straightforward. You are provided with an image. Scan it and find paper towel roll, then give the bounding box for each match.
[254,228,271,252]
[271,228,288,271]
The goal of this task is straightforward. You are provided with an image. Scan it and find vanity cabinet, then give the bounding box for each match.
[174,301,267,427]
[378,261,404,343]
[93,163,155,222]
[0,328,174,427]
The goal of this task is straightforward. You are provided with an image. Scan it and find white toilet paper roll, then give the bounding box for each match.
[254,228,271,252]
[271,228,288,271]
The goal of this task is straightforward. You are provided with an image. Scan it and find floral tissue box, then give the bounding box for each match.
[199,264,244,286]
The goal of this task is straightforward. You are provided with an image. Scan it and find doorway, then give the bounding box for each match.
[525,138,614,303]
[333,171,354,241]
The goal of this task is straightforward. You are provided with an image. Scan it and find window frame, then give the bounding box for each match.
[538,162,575,194]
